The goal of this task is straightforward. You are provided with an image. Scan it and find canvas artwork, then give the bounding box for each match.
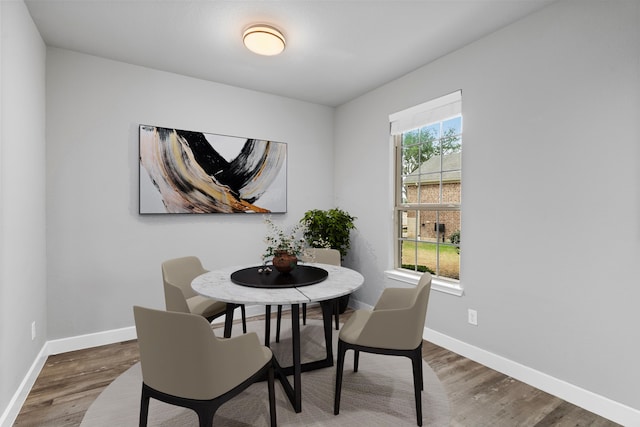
[139,125,287,214]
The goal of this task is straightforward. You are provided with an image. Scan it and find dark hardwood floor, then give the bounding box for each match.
[14,308,620,426]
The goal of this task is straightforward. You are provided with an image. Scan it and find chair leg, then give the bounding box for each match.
[222,304,235,338]
[195,406,216,427]
[411,346,423,426]
[267,363,277,427]
[334,343,424,425]
[419,357,424,391]
[334,340,347,415]
[415,342,424,390]
[275,305,282,343]
[240,304,247,334]
[302,302,307,325]
[139,385,150,427]
[264,306,272,347]
[273,303,308,343]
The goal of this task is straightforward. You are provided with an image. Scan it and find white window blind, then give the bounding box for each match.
[389,90,462,135]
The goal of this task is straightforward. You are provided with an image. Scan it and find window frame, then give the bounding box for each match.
[386,91,463,296]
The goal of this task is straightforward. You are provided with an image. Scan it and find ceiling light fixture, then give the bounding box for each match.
[243,24,286,56]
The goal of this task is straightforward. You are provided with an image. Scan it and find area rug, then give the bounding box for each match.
[81,319,450,426]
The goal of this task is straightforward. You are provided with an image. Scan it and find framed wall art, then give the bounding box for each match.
[139,125,287,214]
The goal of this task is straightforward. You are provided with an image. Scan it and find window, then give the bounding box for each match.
[389,91,462,288]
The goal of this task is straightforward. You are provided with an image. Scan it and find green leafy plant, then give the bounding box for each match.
[300,208,356,258]
[449,229,461,254]
[262,217,307,262]
[401,264,435,274]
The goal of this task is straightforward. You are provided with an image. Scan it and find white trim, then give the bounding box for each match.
[351,297,638,425]
[4,302,637,427]
[0,345,48,427]
[0,305,268,426]
[423,327,640,426]
[385,269,464,296]
[42,306,269,356]
[389,90,462,135]
[348,298,373,311]
[45,326,137,356]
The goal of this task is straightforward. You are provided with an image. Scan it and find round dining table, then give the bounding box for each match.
[192,263,364,413]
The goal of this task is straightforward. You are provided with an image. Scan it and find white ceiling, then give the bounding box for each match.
[25,0,556,107]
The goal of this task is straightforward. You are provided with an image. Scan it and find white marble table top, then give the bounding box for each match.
[191,263,364,306]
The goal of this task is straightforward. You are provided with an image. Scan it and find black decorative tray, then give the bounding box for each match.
[230,265,328,288]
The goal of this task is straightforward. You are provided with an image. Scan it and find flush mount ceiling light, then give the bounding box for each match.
[243,24,286,56]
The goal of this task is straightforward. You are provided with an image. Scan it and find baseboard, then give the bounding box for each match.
[45,326,137,355]
[5,302,637,427]
[348,298,372,311]
[45,305,271,355]
[0,345,48,427]
[350,297,639,425]
[1,304,270,427]
[423,327,640,426]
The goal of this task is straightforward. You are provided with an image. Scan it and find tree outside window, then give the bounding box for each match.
[392,93,462,281]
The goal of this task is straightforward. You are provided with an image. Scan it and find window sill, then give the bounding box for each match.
[384,269,464,296]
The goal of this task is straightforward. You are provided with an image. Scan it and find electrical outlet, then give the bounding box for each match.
[31,321,36,340]
[468,309,478,326]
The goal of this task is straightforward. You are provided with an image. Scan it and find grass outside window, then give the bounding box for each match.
[401,241,460,280]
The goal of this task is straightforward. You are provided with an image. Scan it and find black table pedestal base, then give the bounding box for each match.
[226,300,336,413]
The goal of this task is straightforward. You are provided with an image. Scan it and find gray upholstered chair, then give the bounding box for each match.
[334,272,432,426]
[133,306,276,427]
[300,247,341,264]
[162,256,246,333]
[268,248,342,343]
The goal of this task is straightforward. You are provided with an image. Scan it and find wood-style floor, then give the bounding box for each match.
[14,308,620,426]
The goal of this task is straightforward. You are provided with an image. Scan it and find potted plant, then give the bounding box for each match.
[300,208,356,312]
[262,217,307,273]
[300,208,356,259]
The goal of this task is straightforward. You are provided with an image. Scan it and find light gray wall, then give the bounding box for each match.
[3,0,639,420]
[45,48,335,339]
[0,0,47,416]
[335,0,639,410]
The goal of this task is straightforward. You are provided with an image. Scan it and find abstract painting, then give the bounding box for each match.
[139,125,287,214]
